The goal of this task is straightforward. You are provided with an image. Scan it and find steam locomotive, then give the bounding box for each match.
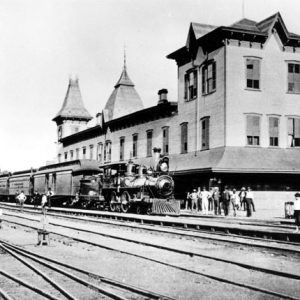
[0,157,179,216]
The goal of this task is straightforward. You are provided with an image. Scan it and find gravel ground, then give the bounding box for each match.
[0,213,299,300]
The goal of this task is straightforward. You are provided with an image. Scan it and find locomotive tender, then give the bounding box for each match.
[0,158,179,216]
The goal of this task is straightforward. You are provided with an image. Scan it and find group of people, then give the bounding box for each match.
[185,186,256,217]
[16,188,54,214]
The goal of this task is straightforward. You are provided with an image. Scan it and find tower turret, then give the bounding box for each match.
[53,77,92,140]
[103,55,143,121]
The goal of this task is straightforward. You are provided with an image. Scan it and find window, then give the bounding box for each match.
[201,117,210,150]
[162,127,169,155]
[184,70,197,101]
[97,143,103,162]
[89,145,94,160]
[70,150,74,160]
[269,117,279,147]
[58,154,61,163]
[246,58,260,89]
[64,152,68,161]
[58,126,62,140]
[202,61,216,94]
[246,115,260,146]
[82,147,86,159]
[104,141,111,162]
[146,130,153,157]
[120,137,125,161]
[288,63,300,93]
[180,123,188,153]
[132,134,138,158]
[288,118,300,147]
[76,148,79,160]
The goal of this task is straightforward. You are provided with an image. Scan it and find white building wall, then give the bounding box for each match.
[177,46,225,151]
[226,33,300,148]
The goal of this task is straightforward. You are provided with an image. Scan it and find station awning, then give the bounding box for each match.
[169,147,300,175]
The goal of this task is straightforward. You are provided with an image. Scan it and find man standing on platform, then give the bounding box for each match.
[201,186,210,215]
[212,187,221,215]
[222,186,231,216]
[245,187,255,217]
[189,189,198,212]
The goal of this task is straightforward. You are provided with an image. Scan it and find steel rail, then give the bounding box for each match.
[3,212,300,280]
[2,204,300,251]
[0,287,14,300]
[1,243,130,300]
[0,240,173,300]
[0,243,79,300]
[0,269,61,300]
[42,209,300,253]
[1,219,300,300]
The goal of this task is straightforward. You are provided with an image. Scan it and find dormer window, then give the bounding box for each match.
[184,70,198,101]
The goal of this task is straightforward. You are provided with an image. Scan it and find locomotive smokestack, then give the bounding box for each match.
[138,165,144,177]
[153,147,161,171]
[158,89,168,105]
[126,159,134,176]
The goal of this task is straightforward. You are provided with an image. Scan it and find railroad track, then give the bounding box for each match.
[1,210,300,300]
[0,239,173,300]
[1,203,300,249]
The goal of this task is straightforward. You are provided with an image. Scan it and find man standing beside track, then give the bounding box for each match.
[212,187,221,215]
[293,193,300,233]
[245,187,255,217]
[222,186,231,216]
[189,189,198,212]
[41,193,47,215]
[17,191,26,212]
[46,187,54,209]
[201,186,210,215]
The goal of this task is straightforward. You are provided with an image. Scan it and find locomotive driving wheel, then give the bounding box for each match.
[120,191,130,213]
[109,192,117,212]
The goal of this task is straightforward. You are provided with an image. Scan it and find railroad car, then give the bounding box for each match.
[0,157,179,215]
[0,169,35,202]
[0,172,11,202]
[33,160,102,207]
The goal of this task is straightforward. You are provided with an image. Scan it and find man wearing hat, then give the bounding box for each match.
[239,187,247,211]
[189,189,198,212]
[294,193,300,233]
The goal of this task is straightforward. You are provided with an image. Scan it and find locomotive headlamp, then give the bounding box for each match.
[160,162,168,172]
[158,157,169,173]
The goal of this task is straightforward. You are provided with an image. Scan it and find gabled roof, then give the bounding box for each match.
[104,63,144,121]
[190,23,217,40]
[168,12,300,65]
[231,18,260,32]
[53,78,92,123]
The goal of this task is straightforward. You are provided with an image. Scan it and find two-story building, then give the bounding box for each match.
[54,13,300,205]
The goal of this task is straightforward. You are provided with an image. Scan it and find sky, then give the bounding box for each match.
[0,0,300,172]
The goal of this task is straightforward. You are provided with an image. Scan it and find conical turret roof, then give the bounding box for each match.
[104,62,144,121]
[53,78,92,123]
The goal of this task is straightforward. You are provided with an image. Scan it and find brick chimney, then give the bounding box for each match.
[158,89,168,104]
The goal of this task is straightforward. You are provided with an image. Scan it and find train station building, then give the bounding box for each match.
[54,12,300,202]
